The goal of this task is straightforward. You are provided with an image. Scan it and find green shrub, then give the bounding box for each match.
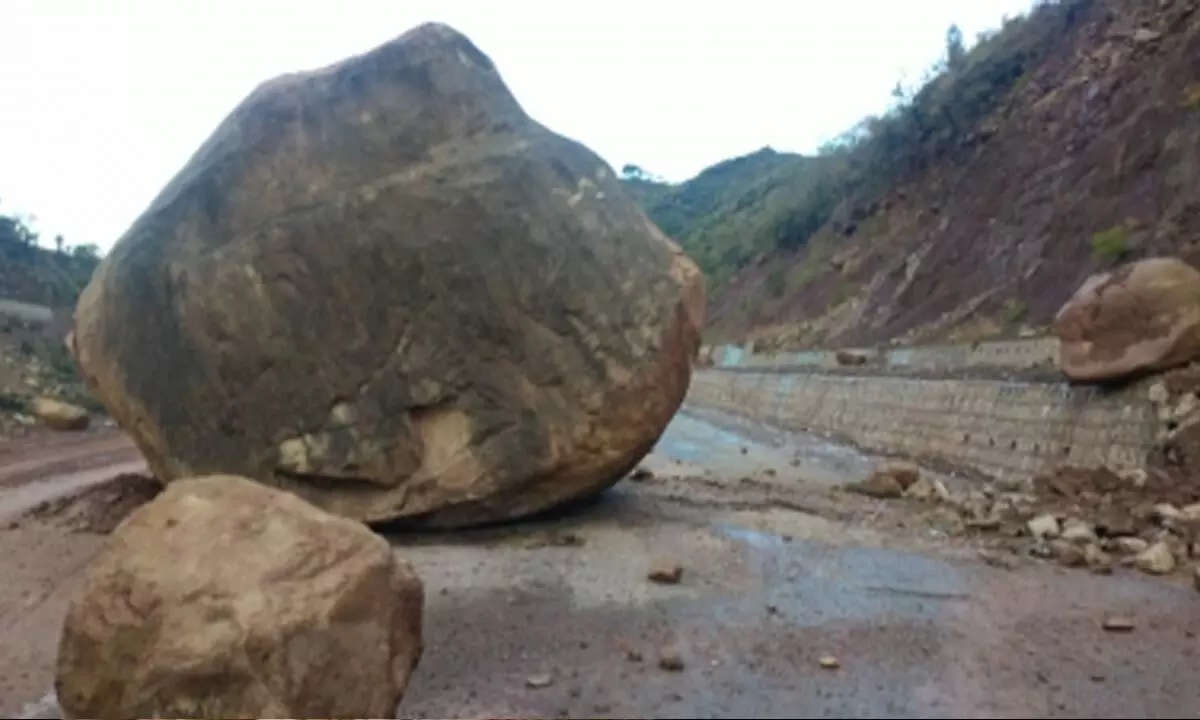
[1090,226,1131,260]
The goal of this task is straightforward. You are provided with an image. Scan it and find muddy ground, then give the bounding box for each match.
[2,411,1199,719]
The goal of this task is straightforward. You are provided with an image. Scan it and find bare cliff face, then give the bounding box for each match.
[71,23,705,527]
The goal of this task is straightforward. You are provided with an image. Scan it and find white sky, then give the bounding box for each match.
[1,0,1035,251]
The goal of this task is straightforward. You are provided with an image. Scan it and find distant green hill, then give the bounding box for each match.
[0,205,100,308]
[620,148,840,287]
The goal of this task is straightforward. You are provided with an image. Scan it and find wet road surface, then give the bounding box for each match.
[398,410,1200,719]
[4,413,1199,718]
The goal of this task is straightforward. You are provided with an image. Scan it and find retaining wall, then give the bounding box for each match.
[702,337,1059,373]
[686,369,1158,482]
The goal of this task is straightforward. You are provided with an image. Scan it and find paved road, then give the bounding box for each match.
[395,410,1200,719]
[3,413,1199,718]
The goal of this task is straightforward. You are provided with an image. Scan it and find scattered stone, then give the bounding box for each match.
[1193,565,1200,594]
[1102,615,1136,632]
[1094,509,1138,538]
[1053,257,1200,382]
[978,549,1019,570]
[30,396,89,431]
[1118,468,1148,489]
[993,476,1031,493]
[648,561,684,585]
[1153,503,1182,523]
[658,648,685,672]
[69,22,705,528]
[846,473,905,499]
[621,644,643,662]
[55,475,424,719]
[1148,381,1170,404]
[924,506,967,537]
[1028,541,1056,559]
[1167,535,1192,562]
[629,467,654,482]
[818,655,841,669]
[957,493,993,520]
[741,447,749,455]
[1084,544,1114,574]
[1061,519,1098,544]
[905,476,950,502]
[1027,514,1061,540]
[526,673,554,689]
[877,461,922,490]
[991,491,1037,518]
[966,516,1003,531]
[1180,503,1200,522]
[1053,541,1087,567]
[1112,536,1150,554]
[1133,27,1163,43]
[1134,541,1177,574]
[524,531,586,549]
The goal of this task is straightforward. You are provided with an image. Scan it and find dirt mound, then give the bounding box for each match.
[20,473,160,533]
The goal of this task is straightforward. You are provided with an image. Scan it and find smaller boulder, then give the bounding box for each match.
[30,396,89,431]
[1053,257,1200,382]
[56,475,424,720]
[846,471,904,499]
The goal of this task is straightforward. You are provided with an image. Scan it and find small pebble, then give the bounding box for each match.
[526,672,554,688]
[1102,615,1135,632]
[658,648,685,672]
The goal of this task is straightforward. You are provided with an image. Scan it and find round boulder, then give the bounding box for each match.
[71,23,705,526]
[1053,257,1200,383]
[55,474,424,719]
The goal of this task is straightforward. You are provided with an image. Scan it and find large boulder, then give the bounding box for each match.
[71,23,705,526]
[1053,257,1200,383]
[55,475,424,719]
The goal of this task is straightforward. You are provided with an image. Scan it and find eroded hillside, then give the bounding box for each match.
[627,0,1200,348]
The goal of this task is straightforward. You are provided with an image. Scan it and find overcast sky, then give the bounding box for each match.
[1,0,1035,251]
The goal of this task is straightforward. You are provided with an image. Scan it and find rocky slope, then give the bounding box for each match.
[626,0,1200,348]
